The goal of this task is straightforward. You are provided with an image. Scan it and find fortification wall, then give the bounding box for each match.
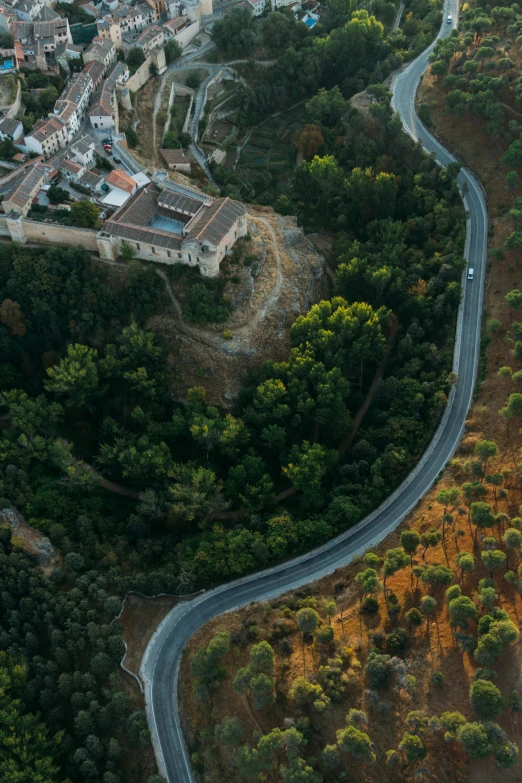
[126,48,167,92]
[22,219,99,250]
[175,20,200,49]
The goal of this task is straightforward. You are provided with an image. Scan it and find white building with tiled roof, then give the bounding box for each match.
[69,135,95,168]
[98,183,247,276]
[2,162,46,216]
[83,36,116,70]
[88,60,129,133]
[129,23,164,56]
[8,0,45,22]
[54,70,94,140]
[25,115,68,157]
[0,116,23,142]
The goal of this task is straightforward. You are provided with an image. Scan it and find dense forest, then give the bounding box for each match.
[0,1,471,781]
[0,92,465,591]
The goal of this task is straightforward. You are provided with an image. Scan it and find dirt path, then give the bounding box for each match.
[99,476,140,499]
[152,72,171,153]
[501,101,522,119]
[156,214,282,345]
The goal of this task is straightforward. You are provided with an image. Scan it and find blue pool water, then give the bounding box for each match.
[150,215,185,235]
[304,18,317,28]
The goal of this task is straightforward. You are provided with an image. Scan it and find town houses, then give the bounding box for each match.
[0,0,250,279]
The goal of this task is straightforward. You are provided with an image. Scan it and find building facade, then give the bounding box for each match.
[98,183,247,277]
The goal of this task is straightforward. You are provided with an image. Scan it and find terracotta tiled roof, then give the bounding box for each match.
[187,197,245,246]
[4,163,45,210]
[106,168,136,194]
[160,148,189,166]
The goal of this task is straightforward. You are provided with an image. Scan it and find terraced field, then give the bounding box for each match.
[235,105,308,202]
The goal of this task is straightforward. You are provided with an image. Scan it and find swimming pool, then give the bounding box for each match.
[304,18,317,28]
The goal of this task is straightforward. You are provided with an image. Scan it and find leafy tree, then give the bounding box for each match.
[420,529,441,558]
[0,32,14,48]
[306,86,350,128]
[499,392,522,429]
[503,140,522,169]
[354,567,380,606]
[400,530,420,572]
[124,127,139,148]
[126,46,145,69]
[420,565,453,594]
[296,607,319,673]
[233,642,276,709]
[471,502,495,541]
[282,442,338,509]
[385,748,400,766]
[470,679,505,720]
[294,125,325,160]
[448,595,478,631]
[399,731,427,762]
[503,527,522,568]
[336,724,375,763]
[455,552,475,586]
[494,740,519,769]
[211,7,262,57]
[190,630,229,702]
[481,549,506,578]
[289,677,329,712]
[315,625,334,645]
[0,653,62,782]
[45,344,99,409]
[261,11,294,54]
[504,234,522,268]
[164,38,182,64]
[474,440,498,477]
[420,595,436,632]
[440,711,467,743]
[0,298,26,337]
[47,185,69,204]
[322,599,336,624]
[365,650,392,689]
[405,607,423,631]
[70,199,101,228]
[322,743,341,768]
[280,756,321,782]
[458,722,494,759]
[382,547,410,594]
[249,640,275,676]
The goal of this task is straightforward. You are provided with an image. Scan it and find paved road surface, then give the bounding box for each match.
[141,3,488,780]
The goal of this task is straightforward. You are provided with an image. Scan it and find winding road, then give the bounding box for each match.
[140,2,488,780]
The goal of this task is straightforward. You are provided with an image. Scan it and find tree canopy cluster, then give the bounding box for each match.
[0,536,161,783]
[188,456,522,780]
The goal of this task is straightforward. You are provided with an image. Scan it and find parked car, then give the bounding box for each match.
[113,156,122,163]
[102,138,112,145]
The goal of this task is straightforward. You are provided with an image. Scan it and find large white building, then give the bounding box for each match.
[246,0,298,15]
[89,60,129,133]
[54,70,94,140]
[98,182,247,277]
[25,114,68,157]
[83,35,116,70]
